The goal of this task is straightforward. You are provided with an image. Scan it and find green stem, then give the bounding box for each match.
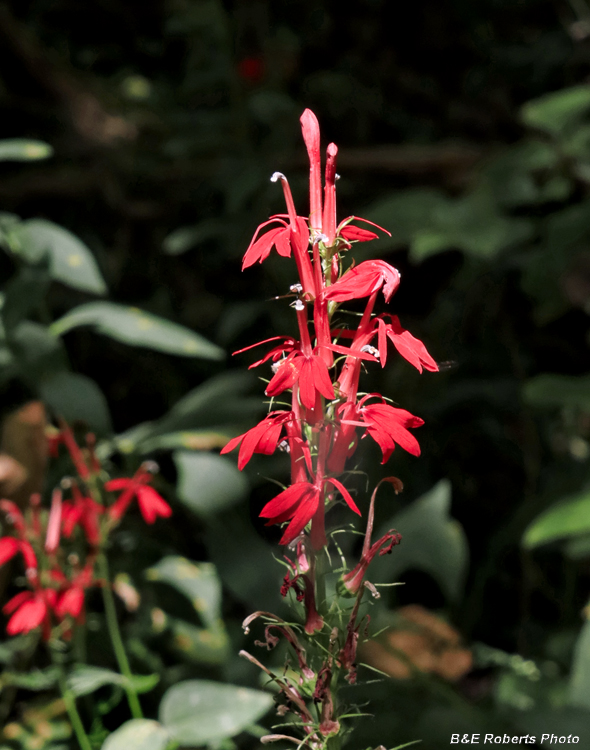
[98,553,143,719]
[58,672,93,750]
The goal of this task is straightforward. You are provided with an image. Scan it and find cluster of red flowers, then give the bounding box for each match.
[223,109,437,550]
[0,423,171,639]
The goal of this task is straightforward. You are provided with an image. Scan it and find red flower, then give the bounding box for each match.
[221,411,295,470]
[260,477,360,546]
[324,260,401,303]
[375,315,438,372]
[266,350,334,409]
[242,216,308,269]
[3,589,57,638]
[55,564,94,622]
[356,397,424,463]
[106,466,172,524]
[0,536,37,571]
[62,485,103,546]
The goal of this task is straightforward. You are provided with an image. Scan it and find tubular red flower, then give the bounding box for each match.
[221,411,294,470]
[375,314,438,372]
[242,218,293,269]
[45,489,62,554]
[324,260,401,303]
[357,397,424,462]
[62,485,103,546]
[265,351,334,410]
[106,468,172,524]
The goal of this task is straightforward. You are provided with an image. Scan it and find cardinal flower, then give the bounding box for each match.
[221,411,295,470]
[266,349,334,410]
[106,464,172,524]
[242,216,308,269]
[55,564,94,622]
[356,397,424,463]
[62,485,103,546]
[3,588,57,638]
[260,477,359,546]
[324,260,401,304]
[375,314,438,372]
[0,536,37,571]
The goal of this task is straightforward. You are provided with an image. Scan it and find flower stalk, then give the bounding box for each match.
[224,109,438,746]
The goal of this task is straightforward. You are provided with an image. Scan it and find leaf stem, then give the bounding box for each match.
[97,553,143,719]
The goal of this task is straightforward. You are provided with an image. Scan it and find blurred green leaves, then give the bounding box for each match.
[0,139,53,162]
[173,452,248,517]
[158,680,272,745]
[50,302,224,360]
[370,480,468,602]
[523,489,590,549]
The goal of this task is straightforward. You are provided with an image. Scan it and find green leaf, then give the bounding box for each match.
[50,302,223,360]
[1,667,59,690]
[12,219,107,294]
[159,680,273,744]
[524,374,590,411]
[569,619,590,709]
[146,556,222,629]
[370,480,469,602]
[102,720,169,750]
[67,666,159,697]
[139,429,232,453]
[168,617,229,665]
[523,489,590,548]
[0,139,53,161]
[163,220,223,255]
[173,452,248,517]
[2,265,50,332]
[40,371,112,435]
[10,320,66,379]
[521,85,590,136]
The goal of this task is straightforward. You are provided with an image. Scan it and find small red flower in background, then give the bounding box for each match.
[221,411,294,470]
[106,463,172,524]
[62,484,103,546]
[0,535,37,571]
[3,589,57,639]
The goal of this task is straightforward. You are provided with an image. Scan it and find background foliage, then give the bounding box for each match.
[1,0,590,748]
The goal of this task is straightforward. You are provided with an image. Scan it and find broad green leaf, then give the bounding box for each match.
[174,452,249,516]
[10,320,66,378]
[524,374,590,411]
[50,302,223,360]
[159,680,273,744]
[12,219,107,294]
[370,480,468,602]
[102,720,169,750]
[68,666,125,697]
[523,489,590,548]
[152,371,258,434]
[67,665,159,697]
[163,220,223,255]
[1,667,59,690]
[0,139,53,161]
[40,371,112,435]
[138,430,231,454]
[521,85,590,136]
[2,266,50,332]
[146,556,222,629]
[569,619,590,709]
[565,534,590,560]
[168,617,229,665]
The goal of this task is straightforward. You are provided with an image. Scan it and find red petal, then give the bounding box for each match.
[56,588,85,619]
[136,486,172,524]
[326,477,361,515]
[3,590,32,615]
[279,488,320,546]
[0,537,19,566]
[242,227,284,269]
[104,478,133,491]
[6,597,46,635]
[260,482,314,521]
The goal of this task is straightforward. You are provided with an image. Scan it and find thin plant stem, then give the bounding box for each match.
[97,553,143,719]
[58,672,93,750]
[47,644,92,750]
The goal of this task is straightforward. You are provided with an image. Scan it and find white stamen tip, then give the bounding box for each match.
[290,283,303,293]
[361,345,380,359]
[292,299,305,311]
[335,174,341,181]
[278,439,290,454]
[270,171,286,183]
